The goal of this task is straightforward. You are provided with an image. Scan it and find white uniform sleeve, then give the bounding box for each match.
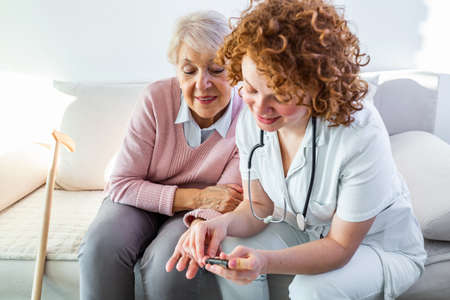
[336,123,397,222]
[235,106,260,180]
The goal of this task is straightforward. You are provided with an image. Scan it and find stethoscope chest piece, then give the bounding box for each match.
[296,214,306,231]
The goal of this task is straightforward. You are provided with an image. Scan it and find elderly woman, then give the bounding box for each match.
[78,10,243,300]
[168,1,426,300]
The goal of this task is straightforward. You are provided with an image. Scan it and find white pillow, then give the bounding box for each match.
[0,143,49,212]
[362,71,439,136]
[390,131,450,241]
[53,81,148,190]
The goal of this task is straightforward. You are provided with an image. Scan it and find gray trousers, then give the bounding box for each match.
[78,197,221,300]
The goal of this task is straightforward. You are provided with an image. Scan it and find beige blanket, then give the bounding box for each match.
[0,187,103,260]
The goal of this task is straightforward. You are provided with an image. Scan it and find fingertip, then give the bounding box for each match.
[176,261,184,272]
[186,270,194,279]
[228,259,237,269]
[166,259,174,272]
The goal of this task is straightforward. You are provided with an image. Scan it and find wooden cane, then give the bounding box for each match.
[31,130,75,300]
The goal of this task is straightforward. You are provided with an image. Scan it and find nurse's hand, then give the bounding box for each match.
[166,227,200,279]
[204,246,268,285]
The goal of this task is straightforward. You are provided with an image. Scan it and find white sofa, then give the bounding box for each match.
[1,71,449,300]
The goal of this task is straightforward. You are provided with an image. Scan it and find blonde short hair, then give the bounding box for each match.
[167,10,230,65]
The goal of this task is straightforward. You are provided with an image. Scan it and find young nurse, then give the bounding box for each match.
[167,0,426,299]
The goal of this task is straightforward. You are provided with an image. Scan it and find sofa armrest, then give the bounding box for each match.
[0,143,49,212]
[391,131,450,241]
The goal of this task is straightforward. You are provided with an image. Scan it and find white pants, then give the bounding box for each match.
[217,222,388,300]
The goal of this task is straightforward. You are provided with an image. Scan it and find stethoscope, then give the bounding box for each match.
[247,117,317,231]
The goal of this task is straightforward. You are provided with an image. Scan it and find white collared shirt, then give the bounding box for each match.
[175,89,234,148]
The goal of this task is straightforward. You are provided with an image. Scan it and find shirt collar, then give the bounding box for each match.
[174,94,191,124]
[175,89,234,138]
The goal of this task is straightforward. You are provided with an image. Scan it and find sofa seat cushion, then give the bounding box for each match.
[390,131,450,241]
[0,187,103,260]
[398,239,450,300]
[0,260,80,300]
[424,239,450,266]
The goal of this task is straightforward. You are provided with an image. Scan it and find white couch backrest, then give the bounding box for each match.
[53,81,149,190]
[52,70,440,191]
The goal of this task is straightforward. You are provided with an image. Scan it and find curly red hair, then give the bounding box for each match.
[217,0,370,126]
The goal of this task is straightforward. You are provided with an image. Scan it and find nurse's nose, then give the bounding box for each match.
[196,70,212,91]
[253,95,273,115]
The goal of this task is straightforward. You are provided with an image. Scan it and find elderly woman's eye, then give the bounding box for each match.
[183,66,196,75]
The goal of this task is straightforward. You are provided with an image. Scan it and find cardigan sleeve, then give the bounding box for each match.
[106,87,177,216]
[182,208,222,227]
[217,147,242,185]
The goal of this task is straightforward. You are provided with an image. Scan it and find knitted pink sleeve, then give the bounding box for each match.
[106,89,176,216]
[217,147,242,185]
[182,208,222,227]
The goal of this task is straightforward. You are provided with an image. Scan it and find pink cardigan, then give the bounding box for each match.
[106,77,243,221]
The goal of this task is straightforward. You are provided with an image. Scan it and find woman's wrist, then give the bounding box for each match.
[173,188,199,212]
[258,249,271,274]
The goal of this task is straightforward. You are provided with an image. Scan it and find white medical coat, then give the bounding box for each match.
[235,100,427,299]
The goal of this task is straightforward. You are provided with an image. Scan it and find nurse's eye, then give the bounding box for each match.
[209,67,225,75]
[274,96,285,103]
[245,86,257,94]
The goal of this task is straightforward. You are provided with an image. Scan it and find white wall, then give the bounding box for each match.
[2,0,450,80]
[0,0,247,81]
[0,0,449,143]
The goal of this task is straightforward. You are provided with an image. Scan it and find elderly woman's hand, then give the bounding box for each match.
[167,216,230,275]
[166,223,202,279]
[197,184,243,213]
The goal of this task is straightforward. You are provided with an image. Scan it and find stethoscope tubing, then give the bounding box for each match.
[247,117,317,228]
[302,116,317,218]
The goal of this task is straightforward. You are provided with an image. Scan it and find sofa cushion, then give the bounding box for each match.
[362,71,439,136]
[0,187,103,260]
[0,143,49,212]
[390,131,450,241]
[53,81,148,190]
[399,239,450,300]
